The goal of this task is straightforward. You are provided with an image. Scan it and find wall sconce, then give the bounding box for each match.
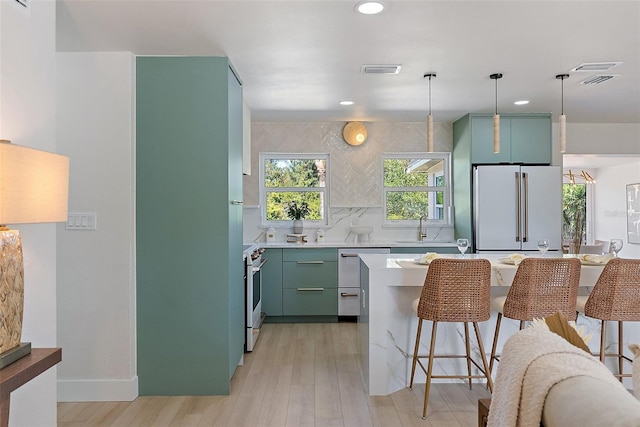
[490,73,503,153]
[0,140,69,367]
[343,122,368,146]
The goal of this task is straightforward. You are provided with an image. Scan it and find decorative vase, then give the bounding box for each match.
[293,219,303,234]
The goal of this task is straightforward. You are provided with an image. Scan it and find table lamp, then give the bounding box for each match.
[0,140,69,367]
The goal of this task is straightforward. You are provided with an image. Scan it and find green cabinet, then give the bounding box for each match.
[456,113,552,165]
[283,248,337,316]
[261,248,283,316]
[263,248,338,321]
[136,56,244,395]
[452,112,552,246]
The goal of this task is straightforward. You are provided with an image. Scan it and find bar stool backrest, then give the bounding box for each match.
[585,258,640,321]
[503,258,581,321]
[416,258,491,322]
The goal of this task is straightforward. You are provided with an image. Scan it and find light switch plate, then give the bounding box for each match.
[66,212,97,230]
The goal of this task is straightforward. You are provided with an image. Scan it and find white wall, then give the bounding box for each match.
[242,121,455,243]
[593,161,640,259]
[0,0,59,425]
[56,52,137,401]
[564,123,640,155]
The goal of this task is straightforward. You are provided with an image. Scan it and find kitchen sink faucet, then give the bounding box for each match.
[418,214,428,241]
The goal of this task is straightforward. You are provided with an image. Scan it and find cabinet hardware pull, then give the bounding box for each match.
[340,292,359,297]
[297,287,324,291]
[296,261,324,264]
[229,200,243,205]
[340,253,359,257]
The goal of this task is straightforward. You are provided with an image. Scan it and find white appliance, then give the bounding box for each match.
[473,165,562,252]
[243,244,266,352]
[338,247,390,316]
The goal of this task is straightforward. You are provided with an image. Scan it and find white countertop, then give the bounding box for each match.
[358,252,608,287]
[259,241,458,249]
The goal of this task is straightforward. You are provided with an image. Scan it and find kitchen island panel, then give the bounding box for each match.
[358,253,628,396]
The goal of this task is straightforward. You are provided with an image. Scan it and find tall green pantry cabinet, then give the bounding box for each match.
[136,57,244,395]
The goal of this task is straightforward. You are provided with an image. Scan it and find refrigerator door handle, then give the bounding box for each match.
[515,172,522,242]
[522,172,529,242]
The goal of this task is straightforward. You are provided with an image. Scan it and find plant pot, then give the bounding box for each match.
[292,219,303,234]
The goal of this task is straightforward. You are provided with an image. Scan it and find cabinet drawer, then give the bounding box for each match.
[283,261,337,288]
[338,287,360,316]
[283,288,337,316]
[283,248,337,262]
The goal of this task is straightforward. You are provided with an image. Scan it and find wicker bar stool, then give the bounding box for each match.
[409,258,493,419]
[575,258,640,380]
[489,258,581,374]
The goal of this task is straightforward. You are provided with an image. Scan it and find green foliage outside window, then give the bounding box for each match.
[562,184,586,250]
[264,158,326,221]
[384,158,447,221]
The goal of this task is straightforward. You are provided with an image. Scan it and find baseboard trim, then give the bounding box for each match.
[57,376,138,402]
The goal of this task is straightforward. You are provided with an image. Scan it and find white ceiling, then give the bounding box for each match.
[56,0,640,125]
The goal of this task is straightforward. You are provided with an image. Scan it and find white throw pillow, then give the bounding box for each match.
[629,343,640,401]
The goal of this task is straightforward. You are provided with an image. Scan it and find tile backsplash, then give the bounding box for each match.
[243,121,454,243]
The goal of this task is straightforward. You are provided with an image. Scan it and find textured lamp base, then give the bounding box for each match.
[0,342,31,369]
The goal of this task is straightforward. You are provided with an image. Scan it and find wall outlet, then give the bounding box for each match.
[66,212,97,230]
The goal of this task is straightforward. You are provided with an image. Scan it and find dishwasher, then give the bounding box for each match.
[338,248,390,316]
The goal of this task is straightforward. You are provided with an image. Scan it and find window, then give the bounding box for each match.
[562,183,587,246]
[260,153,329,226]
[383,153,451,225]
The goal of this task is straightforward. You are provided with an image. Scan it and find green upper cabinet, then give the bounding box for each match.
[136,56,244,396]
[458,113,552,165]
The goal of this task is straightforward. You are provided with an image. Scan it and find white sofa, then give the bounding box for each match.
[487,327,640,427]
[543,375,640,426]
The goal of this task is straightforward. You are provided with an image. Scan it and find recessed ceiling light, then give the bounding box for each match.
[514,100,530,106]
[340,101,354,106]
[356,1,385,15]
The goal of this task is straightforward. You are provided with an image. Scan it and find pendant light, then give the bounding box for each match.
[556,74,570,153]
[424,73,436,152]
[490,73,503,153]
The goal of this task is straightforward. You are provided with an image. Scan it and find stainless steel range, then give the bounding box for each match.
[243,244,266,352]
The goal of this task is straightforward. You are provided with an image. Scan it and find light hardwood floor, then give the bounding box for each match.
[58,322,491,426]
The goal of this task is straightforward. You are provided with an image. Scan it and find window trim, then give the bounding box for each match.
[382,152,452,227]
[259,152,330,228]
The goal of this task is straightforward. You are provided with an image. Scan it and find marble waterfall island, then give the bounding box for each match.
[357,253,615,396]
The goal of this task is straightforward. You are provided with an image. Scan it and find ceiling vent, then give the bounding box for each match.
[579,74,620,85]
[361,64,402,75]
[571,62,622,72]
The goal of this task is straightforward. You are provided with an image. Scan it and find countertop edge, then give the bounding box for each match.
[258,241,457,249]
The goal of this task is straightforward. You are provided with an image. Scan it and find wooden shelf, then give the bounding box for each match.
[0,348,61,427]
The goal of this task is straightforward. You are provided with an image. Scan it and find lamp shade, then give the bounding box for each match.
[0,142,69,224]
[343,122,368,146]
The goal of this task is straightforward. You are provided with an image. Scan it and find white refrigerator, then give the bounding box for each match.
[473,165,562,252]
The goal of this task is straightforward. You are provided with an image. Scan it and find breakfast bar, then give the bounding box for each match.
[357,253,613,396]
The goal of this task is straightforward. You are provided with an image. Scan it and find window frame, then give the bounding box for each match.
[259,152,330,228]
[382,152,452,227]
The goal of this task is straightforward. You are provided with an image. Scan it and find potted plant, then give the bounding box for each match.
[285,200,310,234]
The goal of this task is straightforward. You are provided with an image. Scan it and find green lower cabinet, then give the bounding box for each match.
[263,248,341,319]
[283,288,338,316]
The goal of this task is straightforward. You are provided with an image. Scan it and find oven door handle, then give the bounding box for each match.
[252,258,267,272]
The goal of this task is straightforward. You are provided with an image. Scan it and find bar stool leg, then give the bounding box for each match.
[600,320,607,363]
[464,322,472,390]
[489,313,503,375]
[422,321,438,420]
[409,318,423,390]
[618,320,624,381]
[474,322,493,393]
